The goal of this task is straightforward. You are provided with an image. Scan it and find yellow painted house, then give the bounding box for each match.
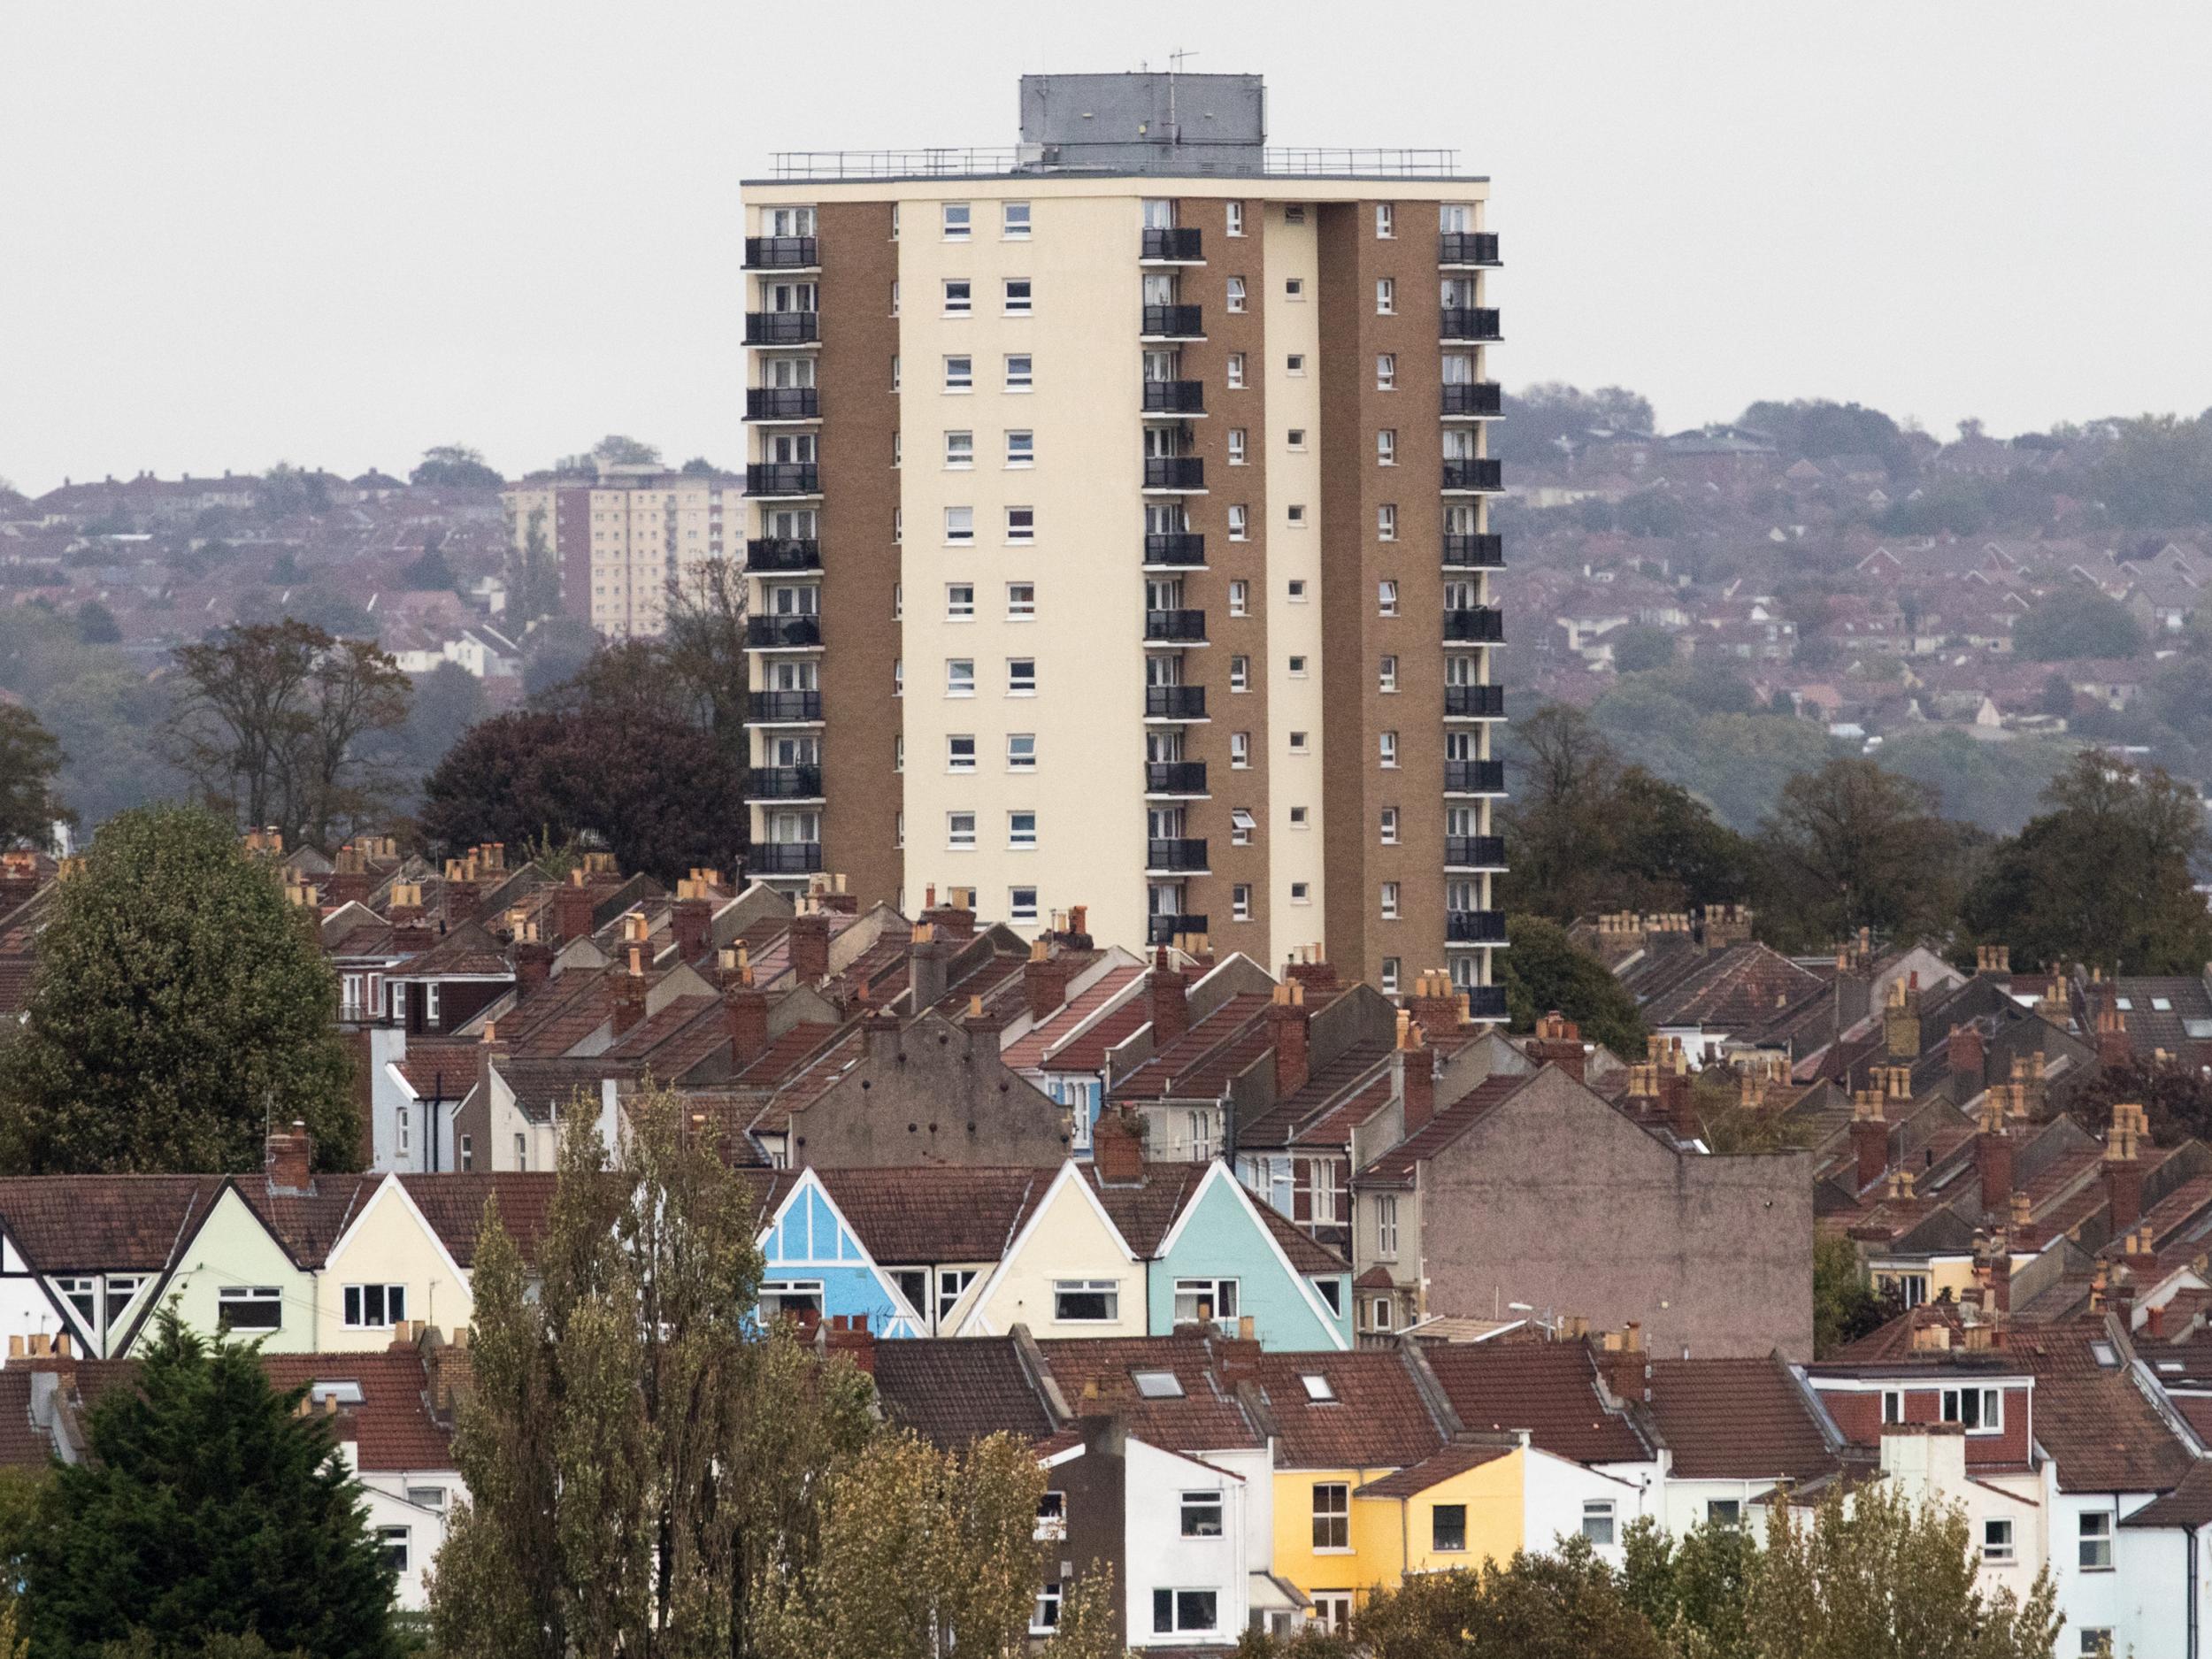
[315,1177,480,1351]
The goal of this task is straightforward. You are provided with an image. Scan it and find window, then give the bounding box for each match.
[1002,201,1031,239]
[890,279,900,315]
[891,429,902,468]
[1231,732,1251,768]
[1054,1279,1118,1322]
[407,1485,448,1510]
[1006,582,1035,618]
[1286,353,1306,375]
[1002,278,1033,315]
[1376,278,1395,314]
[1225,202,1245,236]
[1380,957,1401,994]
[944,355,973,391]
[1432,1503,1468,1553]
[2079,1632,2115,1657]
[942,202,971,240]
[1370,1293,1393,1328]
[217,1286,282,1332]
[1285,204,1307,223]
[944,506,974,544]
[1379,1197,1401,1260]
[1226,352,1246,388]
[1291,881,1311,903]
[947,812,977,849]
[1180,1490,1225,1538]
[343,1285,407,1329]
[1312,1484,1350,1551]
[1380,882,1400,919]
[1708,1499,1742,1527]
[1378,429,1397,465]
[1379,656,1399,693]
[378,1525,411,1574]
[1228,504,1248,540]
[1228,428,1248,465]
[943,279,972,315]
[1005,429,1034,466]
[1582,1501,1617,1547]
[1286,503,1306,526]
[1380,806,1400,843]
[1377,352,1397,390]
[1133,1369,1185,1399]
[1279,276,1302,301]
[1231,808,1256,847]
[1983,1518,2015,1563]
[890,354,901,390]
[1227,276,1247,312]
[893,1268,929,1315]
[1004,353,1033,391]
[1941,1386,2001,1433]
[1031,1582,1062,1634]
[1287,428,1310,450]
[1174,1278,1238,1328]
[1228,579,1249,617]
[1006,505,1036,542]
[1375,202,1395,238]
[1009,811,1037,848]
[1882,1390,1904,1425]
[1008,657,1036,695]
[1289,655,1309,676]
[948,734,977,772]
[936,1269,975,1326]
[1379,579,1400,615]
[2079,1509,2113,1570]
[1377,504,1399,543]
[459,1134,473,1171]
[1233,884,1253,922]
[1153,1590,1218,1635]
[1008,732,1037,769]
[1230,655,1250,691]
[946,659,975,696]
[944,430,974,468]
[1009,885,1039,924]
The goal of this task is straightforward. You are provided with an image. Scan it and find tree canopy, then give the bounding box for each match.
[2013,590,2145,662]
[0,703,66,847]
[409,444,503,490]
[0,803,357,1174]
[1497,915,1647,1056]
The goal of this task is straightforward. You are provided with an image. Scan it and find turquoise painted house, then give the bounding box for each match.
[755,1171,926,1337]
[1141,1163,1353,1350]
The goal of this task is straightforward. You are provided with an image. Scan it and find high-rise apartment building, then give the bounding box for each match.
[502,464,741,637]
[740,73,1505,1013]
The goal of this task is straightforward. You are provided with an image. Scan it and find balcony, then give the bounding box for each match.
[1145,685,1207,722]
[1143,457,1206,492]
[1441,458,1503,493]
[1440,382,1503,418]
[1444,684,1506,720]
[1445,759,1507,795]
[1443,607,1505,644]
[747,463,821,498]
[1438,231,1501,267]
[1144,761,1209,797]
[1447,910,1509,945]
[1143,533,1207,568]
[1141,303,1205,341]
[1441,534,1505,569]
[746,387,820,421]
[750,842,824,878]
[745,538,822,573]
[746,615,823,649]
[745,235,820,269]
[1445,835,1508,870]
[1148,913,1210,947]
[749,690,823,724]
[1440,307,1502,342]
[1141,227,1204,263]
[747,765,824,802]
[1464,984,1509,1021]
[1146,838,1210,874]
[1145,609,1208,645]
[745,311,820,346]
[1141,380,1207,416]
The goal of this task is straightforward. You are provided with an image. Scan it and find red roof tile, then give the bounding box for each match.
[872,1337,1057,1448]
[398,1173,560,1267]
[1356,1440,1511,1496]
[1646,1356,1839,1482]
[818,1167,1047,1263]
[1256,1349,1448,1469]
[1035,1335,1263,1452]
[1002,965,1144,1071]
[0,1176,221,1271]
[1421,1342,1653,1465]
[262,1350,454,1471]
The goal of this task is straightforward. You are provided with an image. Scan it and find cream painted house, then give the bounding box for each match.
[157,1181,337,1354]
[955,1162,1147,1339]
[314,1178,479,1353]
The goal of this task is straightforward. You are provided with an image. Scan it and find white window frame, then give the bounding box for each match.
[1053,1279,1119,1324]
[1376,203,1395,239]
[943,355,973,392]
[1983,1518,2016,1563]
[947,811,977,850]
[342,1284,407,1330]
[1376,277,1395,314]
[1002,277,1033,316]
[1225,202,1245,237]
[1311,1483,1350,1552]
[217,1286,283,1333]
[2079,1509,2114,1571]
[1226,275,1248,313]
[942,278,972,316]
[1002,201,1032,240]
[1226,352,1246,389]
[1581,1500,1617,1547]
[1007,657,1037,695]
[1004,353,1033,392]
[941,201,972,241]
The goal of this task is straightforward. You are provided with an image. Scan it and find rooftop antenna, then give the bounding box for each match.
[1166,49,1198,144]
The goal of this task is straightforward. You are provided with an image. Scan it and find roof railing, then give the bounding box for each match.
[764,145,1465,180]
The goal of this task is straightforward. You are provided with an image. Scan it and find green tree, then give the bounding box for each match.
[1354,1537,1663,1659]
[75,601,121,645]
[0,804,357,1173]
[2012,591,2144,662]
[1811,1230,1895,1358]
[1963,751,2212,973]
[1737,399,1909,470]
[1497,915,1647,1056]
[680,456,720,475]
[1759,758,1964,947]
[590,434,662,467]
[396,539,456,591]
[1611,626,1678,674]
[1620,1515,1755,1659]
[1501,704,1624,922]
[0,703,67,847]
[254,464,330,521]
[510,507,564,625]
[22,1312,396,1659]
[409,445,504,490]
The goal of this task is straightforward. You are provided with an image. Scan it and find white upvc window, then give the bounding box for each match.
[947,811,977,849]
[943,279,972,315]
[1002,278,1033,315]
[1226,352,1246,389]
[944,430,974,468]
[945,583,974,620]
[1379,580,1400,615]
[1380,882,1400,920]
[944,355,973,392]
[1376,203,1394,238]
[1004,353,1033,391]
[1006,505,1036,543]
[1054,1279,1118,1323]
[1226,276,1247,313]
[946,658,975,696]
[1225,202,1245,236]
[1377,352,1396,390]
[1379,655,1399,692]
[1232,884,1252,921]
[1230,732,1250,769]
[1228,429,1248,466]
[1008,810,1038,849]
[1002,201,1032,239]
[945,506,974,543]
[1005,429,1034,466]
[342,1284,407,1329]
[942,201,972,240]
[1378,429,1397,465]
[1376,277,1395,314]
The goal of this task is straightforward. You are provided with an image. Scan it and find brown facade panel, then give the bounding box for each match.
[814,201,904,910]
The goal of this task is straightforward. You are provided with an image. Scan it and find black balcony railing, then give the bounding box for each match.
[748,765,824,801]
[1148,912,1210,947]
[1143,457,1205,491]
[1444,835,1508,869]
[1143,533,1207,567]
[747,463,821,496]
[1438,231,1501,266]
[1442,533,1505,568]
[1447,910,1509,944]
[1145,685,1207,720]
[1440,382,1503,418]
[1141,227,1203,262]
[745,537,821,573]
[1442,458,1503,492]
[1141,303,1204,339]
[1141,380,1207,415]
[1440,307,1502,342]
[746,387,820,420]
[1146,838,1210,872]
[746,615,822,649]
[745,235,820,269]
[1443,607,1505,644]
[1464,984,1509,1021]
[1444,684,1507,719]
[1145,609,1207,643]
[745,311,820,345]
[750,842,825,877]
[749,690,823,724]
[1145,761,1209,795]
[1445,759,1508,795]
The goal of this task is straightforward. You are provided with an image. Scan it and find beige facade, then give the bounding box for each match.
[739,75,1506,1007]
[501,467,741,639]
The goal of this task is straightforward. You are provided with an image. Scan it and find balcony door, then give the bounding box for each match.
[767,432,817,465]
[763,280,818,314]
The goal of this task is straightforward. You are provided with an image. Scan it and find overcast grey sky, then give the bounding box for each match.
[4,1,2210,493]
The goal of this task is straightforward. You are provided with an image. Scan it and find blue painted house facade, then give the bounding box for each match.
[755,1171,926,1337]
[1146,1163,1353,1350]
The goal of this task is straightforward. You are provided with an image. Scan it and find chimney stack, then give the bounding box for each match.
[1406,969,1463,1046]
[671,887,713,960]
[1148,949,1189,1047]
[512,925,552,996]
[1395,1011,1434,1135]
[2105,1102,2148,1237]
[555,869,596,944]
[1851,1090,1890,1193]
[2096,1004,2132,1071]
[720,947,770,1070]
[1884,973,1922,1060]
[1093,1106,1145,1186]
[1025,937,1075,1025]
[1947,1022,1985,1087]
[1282,944,1339,1001]
[1658,1042,1698,1143]
[818,1313,879,1375]
[265,1120,313,1195]
[1268,981,1310,1098]
[1975,1093,2014,1218]
[1524,1011,1586,1083]
[787,909,832,985]
[907,921,950,1013]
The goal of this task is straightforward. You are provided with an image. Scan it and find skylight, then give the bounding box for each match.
[310,1380,365,1405]
[1133,1370,1185,1399]
[2153,997,2173,1012]
[2116,998,2134,1012]
[1301,1373,1335,1402]
[2090,1341,2118,1369]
